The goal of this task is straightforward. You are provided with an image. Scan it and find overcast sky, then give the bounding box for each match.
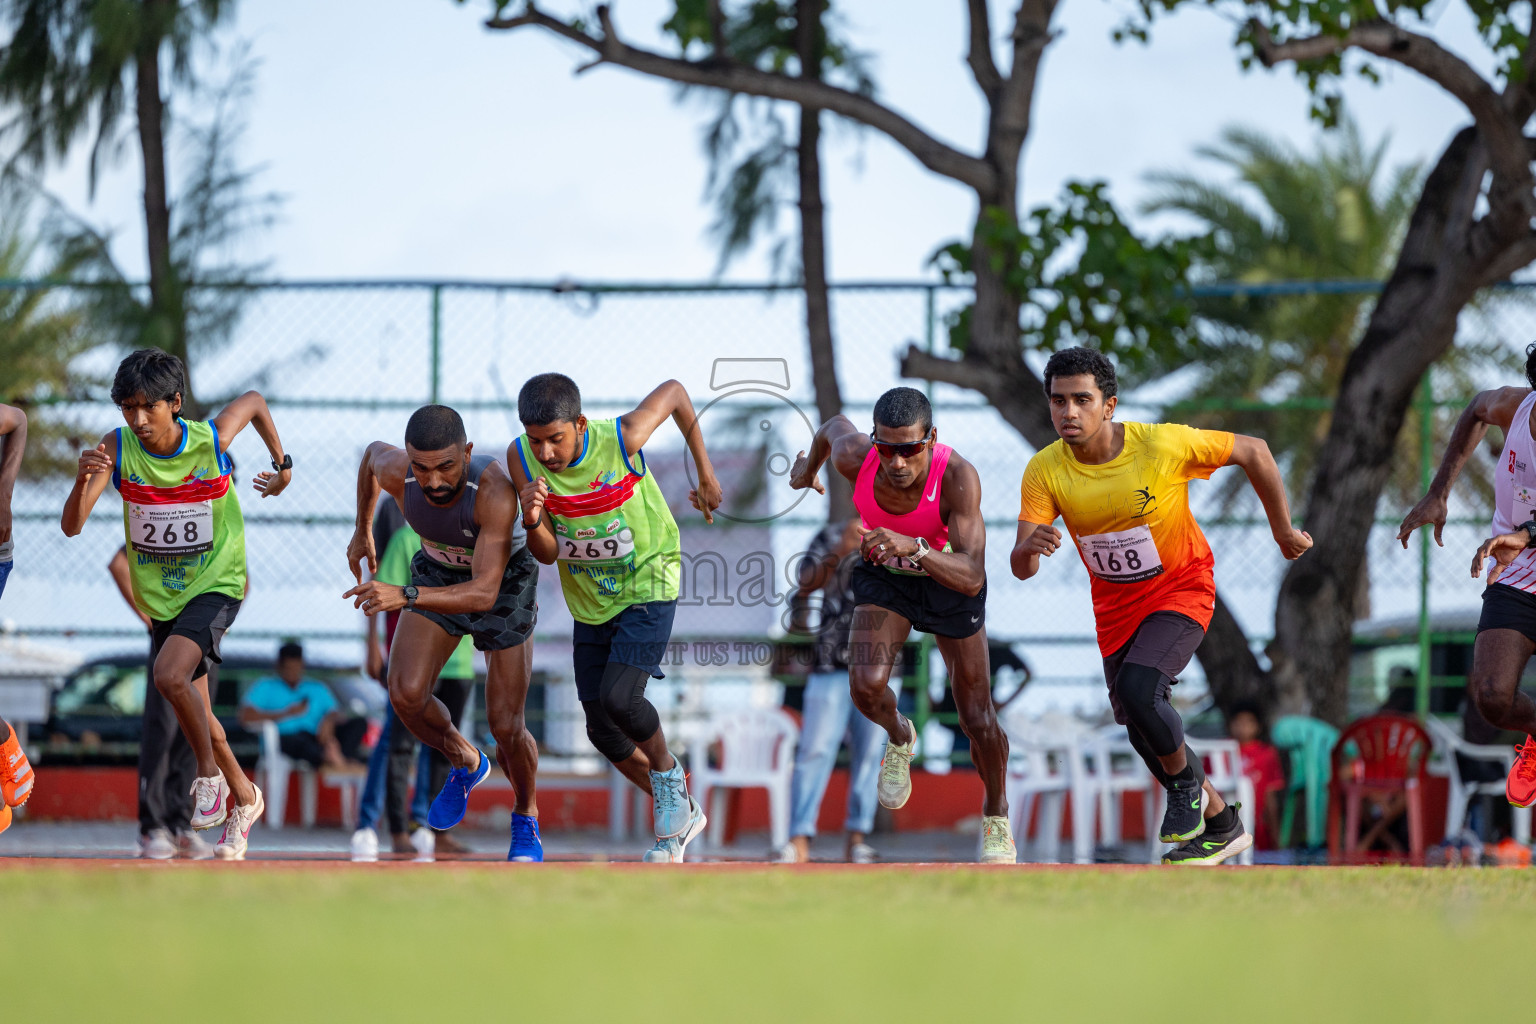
[30,0,1493,285]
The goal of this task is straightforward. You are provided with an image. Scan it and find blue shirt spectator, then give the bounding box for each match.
[242,675,337,736]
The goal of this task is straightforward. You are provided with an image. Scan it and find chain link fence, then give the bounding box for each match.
[6,279,1536,717]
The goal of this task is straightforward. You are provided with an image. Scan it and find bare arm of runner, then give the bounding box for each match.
[347,442,409,583]
[618,380,723,523]
[107,547,152,629]
[1399,386,1530,548]
[61,431,119,537]
[1228,434,1312,560]
[0,404,26,547]
[506,443,558,565]
[789,414,870,492]
[1010,521,1064,582]
[211,391,293,498]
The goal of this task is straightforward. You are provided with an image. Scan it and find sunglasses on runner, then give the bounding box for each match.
[871,430,934,459]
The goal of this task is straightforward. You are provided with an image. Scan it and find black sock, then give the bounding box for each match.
[1207,805,1237,831]
[1171,764,1197,785]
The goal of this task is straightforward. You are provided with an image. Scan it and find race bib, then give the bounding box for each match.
[1517,485,1536,524]
[1081,525,1163,584]
[558,515,636,562]
[128,501,213,557]
[422,538,475,569]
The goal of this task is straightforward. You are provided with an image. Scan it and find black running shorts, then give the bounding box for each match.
[1477,583,1536,646]
[150,590,242,682]
[848,562,986,639]
[407,547,539,652]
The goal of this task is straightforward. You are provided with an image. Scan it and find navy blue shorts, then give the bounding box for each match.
[572,600,677,702]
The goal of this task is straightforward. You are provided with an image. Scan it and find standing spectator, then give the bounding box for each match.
[779,518,898,864]
[351,501,476,859]
[1227,701,1285,849]
[241,642,367,768]
[110,546,210,859]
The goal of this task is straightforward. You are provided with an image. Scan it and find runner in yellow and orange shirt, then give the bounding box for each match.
[1011,347,1311,865]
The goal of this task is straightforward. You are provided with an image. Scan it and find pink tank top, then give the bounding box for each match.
[854,443,952,554]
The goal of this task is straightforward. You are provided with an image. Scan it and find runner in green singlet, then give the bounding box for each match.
[509,373,722,863]
[61,349,294,861]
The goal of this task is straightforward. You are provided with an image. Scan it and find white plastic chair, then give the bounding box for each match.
[689,708,799,851]
[1424,716,1532,844]
[1085,726,1158,858]
[256,721,362,829]
[257,720,316,830]
[1145,738,1256,865]
[1000,712,1095,864]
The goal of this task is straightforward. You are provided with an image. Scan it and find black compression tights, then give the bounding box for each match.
[598,662,661,743]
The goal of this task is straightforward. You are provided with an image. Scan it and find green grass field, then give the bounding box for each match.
[5,864,1531,1022]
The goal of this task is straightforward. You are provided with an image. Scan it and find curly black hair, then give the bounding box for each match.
[1042,346,1117,400]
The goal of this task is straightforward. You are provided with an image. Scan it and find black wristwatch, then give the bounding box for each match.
[1520,521,1536,548]
[271,453,293,473]
[403,585,419,608]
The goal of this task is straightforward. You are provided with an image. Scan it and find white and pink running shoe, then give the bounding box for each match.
[189,773,230,831]
[214,787,264,861]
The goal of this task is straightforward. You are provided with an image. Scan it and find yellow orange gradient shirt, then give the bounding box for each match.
[1018,422,1235,657]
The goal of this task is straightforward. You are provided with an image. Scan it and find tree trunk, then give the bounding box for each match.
[134,0,192,407]
[795,0,851,521]
[1270,128,1488,725]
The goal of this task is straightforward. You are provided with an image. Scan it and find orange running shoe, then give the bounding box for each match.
[1507,737,1536,808]
[0,722,34,807]
[0,803,11,835]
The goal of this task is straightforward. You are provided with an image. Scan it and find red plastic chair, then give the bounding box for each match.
[1327,713,1431,865]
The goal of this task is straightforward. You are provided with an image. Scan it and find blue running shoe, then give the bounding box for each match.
[427,749,490,830]
[508,812,543,862]
[649,760,691,839]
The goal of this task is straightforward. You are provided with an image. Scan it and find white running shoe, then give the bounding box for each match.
[213,788,264,861]
[643,796,707,864]
[979,815,1017,864]
[350,827,380,863]
[176,830,215,861]
[189,772,230,831]
[410,826,435,861]
[877,717,916,810]
[137,828,176,860]
[848,842,879,865]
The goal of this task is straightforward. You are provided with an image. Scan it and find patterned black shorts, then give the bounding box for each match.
[407,547,538,652]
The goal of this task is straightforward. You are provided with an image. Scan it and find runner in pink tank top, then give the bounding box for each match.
[1402,356,1536,808]
[789,387,1015,863]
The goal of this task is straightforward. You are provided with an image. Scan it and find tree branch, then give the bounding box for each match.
[965,0,1002,98]
[488,3,996,194]
[992,0,1057,165]
[1249,19,1532,192]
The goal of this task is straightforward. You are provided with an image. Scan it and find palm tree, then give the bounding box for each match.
[670,0,873,520]
[1142,118,1511,517]
[0,180,96,476]
[0,0,237,407]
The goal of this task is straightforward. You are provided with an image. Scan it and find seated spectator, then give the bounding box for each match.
[1227,701,1285,849]
[241,642,367,769]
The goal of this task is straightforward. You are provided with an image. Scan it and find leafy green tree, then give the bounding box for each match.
[1126,0,1536,723]
[0,0,237,407]
[1143,119,1512,514]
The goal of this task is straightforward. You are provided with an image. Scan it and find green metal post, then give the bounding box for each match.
[923,286,936,403]
[1416,374,1433,718]
[914,633,934,748]
[430,285,443,404]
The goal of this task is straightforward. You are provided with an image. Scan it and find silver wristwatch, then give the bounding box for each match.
[911,536,932,562]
